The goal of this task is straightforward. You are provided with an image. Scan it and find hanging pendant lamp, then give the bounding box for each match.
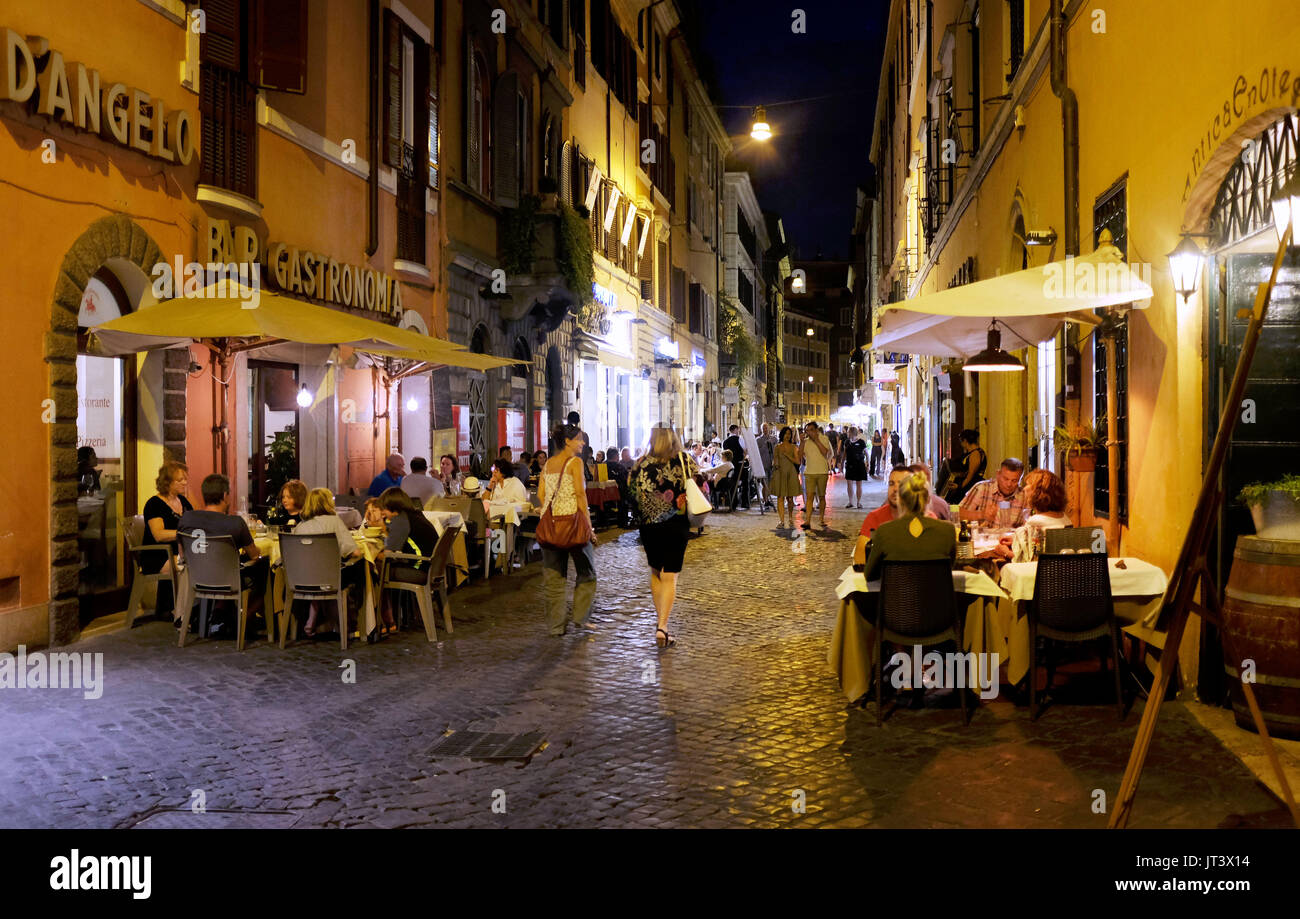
[963,320,1025,372]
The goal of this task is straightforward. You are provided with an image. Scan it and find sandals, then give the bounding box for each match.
[656,628,676,649]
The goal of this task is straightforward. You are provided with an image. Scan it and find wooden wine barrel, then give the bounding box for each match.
[1222,536,1300,739]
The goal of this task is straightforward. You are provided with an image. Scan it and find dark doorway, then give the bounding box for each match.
[248,360,300,516]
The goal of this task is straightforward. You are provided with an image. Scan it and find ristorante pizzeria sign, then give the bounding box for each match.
[1,27,195,164]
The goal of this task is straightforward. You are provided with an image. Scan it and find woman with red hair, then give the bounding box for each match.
[1005,468,1071,562]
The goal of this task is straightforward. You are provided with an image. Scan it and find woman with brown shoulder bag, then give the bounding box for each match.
[536,422,598,636]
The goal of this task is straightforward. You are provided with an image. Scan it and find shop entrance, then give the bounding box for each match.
[75,268,138,626]
[1201,112,1300,701]
[247,360,300,516]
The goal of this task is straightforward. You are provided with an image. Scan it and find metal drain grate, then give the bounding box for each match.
[429,731,546,761]
[129,809,299,829]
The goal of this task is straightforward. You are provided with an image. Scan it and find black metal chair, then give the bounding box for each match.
[871,559,969,726]
[1045,525,1107,555]
[1027,552,1125,721]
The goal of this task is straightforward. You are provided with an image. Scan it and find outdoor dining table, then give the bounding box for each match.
[978,556,1171,686]
[585,481,620,507]
[484,501,535,571]
[829,564,1008,703]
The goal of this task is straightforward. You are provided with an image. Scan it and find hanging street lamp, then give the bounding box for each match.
[750,105,772,141]
[963,320,1025,372]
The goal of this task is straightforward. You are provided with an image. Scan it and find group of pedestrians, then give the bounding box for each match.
[535,420,699,651]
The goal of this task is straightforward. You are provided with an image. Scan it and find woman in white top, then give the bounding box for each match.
[485,458,529,505]
[292,488,364,636]
[1004,469,1072,562]
[537,423,597,637]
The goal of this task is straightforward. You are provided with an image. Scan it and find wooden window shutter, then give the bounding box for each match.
[382,9,402,167]
[689,282,701,334]
[250,0,308,94]
[492,72,519,207]
[427,42,438,188]
[414,38,430,189]
[232,77,258,198]
[200,0,242,72]
[558,141,571,205]
[465,36,478,190]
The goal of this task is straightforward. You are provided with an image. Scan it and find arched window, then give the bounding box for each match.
[541,113,554,183]
[470,323,491,355]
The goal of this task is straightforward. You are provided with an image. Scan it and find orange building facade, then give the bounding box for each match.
[1,0,444,649]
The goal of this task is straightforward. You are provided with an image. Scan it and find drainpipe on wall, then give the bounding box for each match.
[366,0,379,257]
[1049,0,1079,257]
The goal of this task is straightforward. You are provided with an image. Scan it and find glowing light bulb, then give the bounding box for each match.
[296,387,312,407]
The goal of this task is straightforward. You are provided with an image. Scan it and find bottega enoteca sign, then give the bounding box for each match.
[1,27,195,164]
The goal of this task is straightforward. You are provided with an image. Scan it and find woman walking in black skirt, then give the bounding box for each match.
[629,425,699,649]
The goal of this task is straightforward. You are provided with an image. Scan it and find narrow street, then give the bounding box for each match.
[0,474,1288,829]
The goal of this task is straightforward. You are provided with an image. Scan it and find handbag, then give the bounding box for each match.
[536,457,594,550]
[681,454,712,516]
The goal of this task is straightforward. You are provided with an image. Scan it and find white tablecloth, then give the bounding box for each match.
[422,510,464,535]
[835,565,1007,600]
[999,557,1168,604]
[486,502,532,527]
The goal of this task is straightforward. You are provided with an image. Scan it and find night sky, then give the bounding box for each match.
[687,0,890,259]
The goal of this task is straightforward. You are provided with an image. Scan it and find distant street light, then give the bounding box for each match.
[806,327,814,336]
[750,106,772,141]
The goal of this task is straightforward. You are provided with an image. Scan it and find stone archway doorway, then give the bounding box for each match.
[49,215,173,646]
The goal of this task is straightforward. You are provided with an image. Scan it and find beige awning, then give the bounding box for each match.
[88,281,467,358]
[873,244,1153,357]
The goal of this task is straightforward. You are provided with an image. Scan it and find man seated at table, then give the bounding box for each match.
[484,459,529,505]
[859,465,937,539]
[366,453,405,498]
[178,474,269,638]
[908,463,955,522]
[401,456,444,509]
[958,456,1029,528]
[515,452,532,490]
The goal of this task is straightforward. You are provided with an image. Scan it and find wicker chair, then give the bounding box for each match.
[1045,526,1108,555]
[871,559,969,726]
[1028,552,1125,721]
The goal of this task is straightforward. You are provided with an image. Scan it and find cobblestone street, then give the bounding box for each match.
[0,475,1290,829]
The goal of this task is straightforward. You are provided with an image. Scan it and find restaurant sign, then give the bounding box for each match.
[203,218,404,317]
[1,27,195,164]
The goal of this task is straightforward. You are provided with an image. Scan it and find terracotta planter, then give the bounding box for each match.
[1066,449,1096,473]
[1248,490,1300,540]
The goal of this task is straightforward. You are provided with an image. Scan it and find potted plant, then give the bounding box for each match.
[1238,474,1300,539]
[1056,420,1104,472]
